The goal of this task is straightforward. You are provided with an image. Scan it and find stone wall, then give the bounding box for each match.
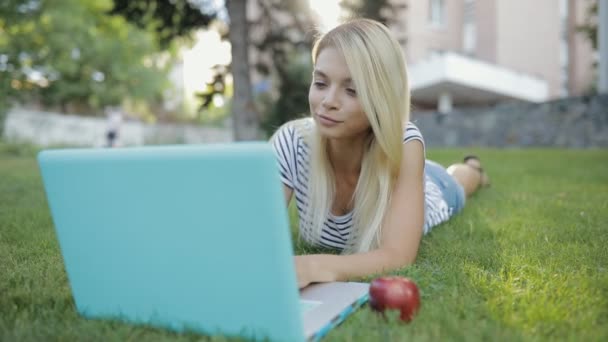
[3,95,607,148]
[411,95,608,148]
[3,108,233,147]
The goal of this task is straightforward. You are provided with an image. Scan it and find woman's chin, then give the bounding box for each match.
[315,121,372,141]
[315,123,345,139]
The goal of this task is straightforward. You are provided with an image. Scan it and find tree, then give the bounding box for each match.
[577,0,600,93]
[110,0,220,121]
[226,0,261,140]
[109,0,217,49]
[0,0,167,114]
[578,1,598,50]
[339,0,405,25]
[260,55,312,136]
[183,0,317,137]
[249,0,317,136]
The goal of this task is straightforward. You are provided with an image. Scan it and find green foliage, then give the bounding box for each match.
[0,85,9,137]
[339,0,402,25]
[109,0,217,49]
[246,0,316,136]
[198,96,233,127]
[0,0,168,114]
[196,0,317,127]
[576,1,598,94]
[1,148,608,340]
[261,56,312,137]
[577,1,598,50]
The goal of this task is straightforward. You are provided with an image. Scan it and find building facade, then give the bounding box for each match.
[392,0,597,111]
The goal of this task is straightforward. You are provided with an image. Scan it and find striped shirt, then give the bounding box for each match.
[271,119,451,251]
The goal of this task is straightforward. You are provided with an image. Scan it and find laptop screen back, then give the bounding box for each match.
[38,143,306,342]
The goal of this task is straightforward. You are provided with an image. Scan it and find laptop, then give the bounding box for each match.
[38,142,369,342]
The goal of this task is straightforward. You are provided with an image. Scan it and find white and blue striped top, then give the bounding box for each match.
[271,119,451,251]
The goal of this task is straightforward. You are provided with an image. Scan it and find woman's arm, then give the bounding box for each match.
[283,185,293,205]
[295,140,425,288]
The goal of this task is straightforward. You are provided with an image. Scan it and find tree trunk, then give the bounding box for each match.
[226,0,261,141]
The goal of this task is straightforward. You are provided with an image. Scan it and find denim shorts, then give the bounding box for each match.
[425,160,466,216]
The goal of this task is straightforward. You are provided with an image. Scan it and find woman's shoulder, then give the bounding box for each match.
[403,121,425,143]
[273,117,313,144]
[289,117,314,133]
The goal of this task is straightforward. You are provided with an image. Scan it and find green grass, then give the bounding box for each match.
[1,143,607,341]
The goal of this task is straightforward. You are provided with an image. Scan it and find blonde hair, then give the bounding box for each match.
[301,18,410,253]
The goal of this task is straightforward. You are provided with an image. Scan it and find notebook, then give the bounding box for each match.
[38,142,369,341]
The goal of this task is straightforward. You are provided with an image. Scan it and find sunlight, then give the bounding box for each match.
[308,0,342,31]
[179,29,231,114]
[178,1,343,114]
[182,30,231,94]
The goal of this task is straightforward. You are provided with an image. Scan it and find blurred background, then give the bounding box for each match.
[1,0,606,148]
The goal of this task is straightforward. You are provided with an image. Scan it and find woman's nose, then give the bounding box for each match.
[321,88,339,109]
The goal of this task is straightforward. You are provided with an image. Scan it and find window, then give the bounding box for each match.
[559,0,570,96]
[429,0,445,27]
[463,0,476,55]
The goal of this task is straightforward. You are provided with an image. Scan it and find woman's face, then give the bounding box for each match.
[309,47,371,140]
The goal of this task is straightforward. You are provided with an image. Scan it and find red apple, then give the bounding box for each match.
[369,276,420,322]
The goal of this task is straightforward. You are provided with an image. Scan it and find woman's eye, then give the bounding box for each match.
[346,88,357,96]
[313,81,326,88]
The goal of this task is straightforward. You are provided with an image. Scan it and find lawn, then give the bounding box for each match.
[1,142,607,341]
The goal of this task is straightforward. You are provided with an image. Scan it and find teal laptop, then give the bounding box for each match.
[38,143,369,341]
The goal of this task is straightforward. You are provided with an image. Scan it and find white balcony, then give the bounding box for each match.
[409,52,549,111]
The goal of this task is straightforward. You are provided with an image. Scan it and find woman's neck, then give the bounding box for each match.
[327,134,368,176]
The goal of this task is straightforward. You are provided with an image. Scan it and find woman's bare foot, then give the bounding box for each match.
[463,155,491,187]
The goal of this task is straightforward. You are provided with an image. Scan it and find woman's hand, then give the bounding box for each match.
[294,255,316,289]
[294,255,342,288]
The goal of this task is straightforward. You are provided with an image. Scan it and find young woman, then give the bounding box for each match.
[271,19,490,288]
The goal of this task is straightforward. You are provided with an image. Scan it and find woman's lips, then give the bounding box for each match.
[317,114,343,126]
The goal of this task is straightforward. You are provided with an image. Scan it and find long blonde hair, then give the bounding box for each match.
[301,19,410,253]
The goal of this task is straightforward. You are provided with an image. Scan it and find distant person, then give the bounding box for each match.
[105,108,123,148]
[269,19,491,289]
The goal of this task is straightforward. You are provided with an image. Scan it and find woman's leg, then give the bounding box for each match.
[446,156,490,197]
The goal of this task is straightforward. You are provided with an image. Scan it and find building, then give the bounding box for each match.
[243,0,598,112]
[394,0,597,112]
